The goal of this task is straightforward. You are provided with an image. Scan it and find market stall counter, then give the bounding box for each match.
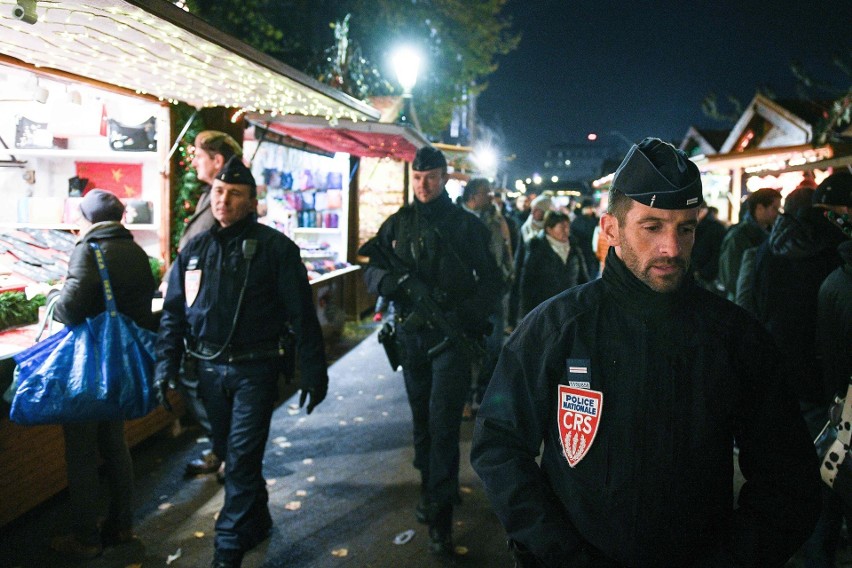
[0,305,184,529]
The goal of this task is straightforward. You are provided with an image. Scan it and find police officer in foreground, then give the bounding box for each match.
[471,138,821,567]
[362,146,501,555]
[154,157,328,568]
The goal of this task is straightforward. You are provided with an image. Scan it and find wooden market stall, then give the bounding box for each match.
[0,0,378,527]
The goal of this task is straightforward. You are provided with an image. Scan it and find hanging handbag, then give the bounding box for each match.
[9,243,158,424]
[107,116,157,152]
[817,377,852,507]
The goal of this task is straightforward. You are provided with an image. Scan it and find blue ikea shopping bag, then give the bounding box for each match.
[9,243,157,425]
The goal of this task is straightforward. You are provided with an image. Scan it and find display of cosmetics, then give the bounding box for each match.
[297,210,339,228]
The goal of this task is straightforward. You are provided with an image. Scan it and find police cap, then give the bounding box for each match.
[215,156,256,191]
[611,137,702,209]
[412,146,447,172]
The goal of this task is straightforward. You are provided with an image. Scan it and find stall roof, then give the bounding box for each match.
[249,115,431,161]
[0,0,379,122]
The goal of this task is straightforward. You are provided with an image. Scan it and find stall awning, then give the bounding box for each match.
[248,115,431,161]
[0,0,379,122]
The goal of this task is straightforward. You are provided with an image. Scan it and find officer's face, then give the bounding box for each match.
[412,168,448,204]
[601,201,698,293]
[211,180,257,228]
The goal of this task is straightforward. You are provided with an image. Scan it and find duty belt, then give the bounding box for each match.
[192,339,282,363]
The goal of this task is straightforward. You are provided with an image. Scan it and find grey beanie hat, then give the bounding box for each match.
[80,190,124,223]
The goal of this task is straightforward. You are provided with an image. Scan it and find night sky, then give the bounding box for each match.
[476,0,852,180]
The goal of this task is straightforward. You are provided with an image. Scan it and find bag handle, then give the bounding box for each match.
[89,242,118,317]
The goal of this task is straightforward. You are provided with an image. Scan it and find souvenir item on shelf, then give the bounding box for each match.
[15,116,52,149]
[107,116,157,152]
[123,200,153,224]
[75,162,143,198]
[281,171,293,190]
[326,189,343,209]
[326,171,343,190]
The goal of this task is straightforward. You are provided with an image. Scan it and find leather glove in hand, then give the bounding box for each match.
[299,386,327,415]
[154,379,172,412]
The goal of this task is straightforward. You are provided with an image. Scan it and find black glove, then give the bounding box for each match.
[299,386,327,414]
[154,379,172,412]
[378,271,407,297]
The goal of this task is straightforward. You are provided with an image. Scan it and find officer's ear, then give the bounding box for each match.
[600,213,621,247]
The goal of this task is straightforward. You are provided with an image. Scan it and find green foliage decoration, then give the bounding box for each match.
[169,103,206,261]
[0,292,46,332]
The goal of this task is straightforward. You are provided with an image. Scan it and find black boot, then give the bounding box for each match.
[428,504,453,556]
[211,548,243,568]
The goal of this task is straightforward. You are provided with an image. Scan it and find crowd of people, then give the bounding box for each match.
[42,132,851,567]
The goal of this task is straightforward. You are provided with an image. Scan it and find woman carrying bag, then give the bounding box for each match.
[49,190,157,560]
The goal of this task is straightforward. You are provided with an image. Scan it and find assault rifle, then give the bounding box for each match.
[360,237,485,362]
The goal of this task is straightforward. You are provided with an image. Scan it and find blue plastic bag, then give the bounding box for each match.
[9,243,158,425]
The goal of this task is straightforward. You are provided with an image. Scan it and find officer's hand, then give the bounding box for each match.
[378,271,407,297]
[299,387,327,414]
[154,379,172,412]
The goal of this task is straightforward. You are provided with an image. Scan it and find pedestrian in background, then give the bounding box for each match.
[50,190,157,560]
[519,210,589,317]
[717,187,781,300]
[460,178,513,416]
[164,130,243,480]
[508,194,553,330]
[154,157,328,568]
[361,146,501,556]
[570,198,600,279]
[471,138,820,567]
[690,203,726,292]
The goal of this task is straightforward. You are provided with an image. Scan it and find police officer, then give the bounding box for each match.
[362,146,502,555]
[154,157,328,568]
[165,130,243,478]
[471,138,821,567]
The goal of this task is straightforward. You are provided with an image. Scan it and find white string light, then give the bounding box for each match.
[0,0,371,122]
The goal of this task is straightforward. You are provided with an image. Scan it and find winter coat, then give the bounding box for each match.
[471,248,820,568]
[717,213,768,300]
[752,208,845,406]
[54,221,156,330]
[520,234,589,317]
[816,239,852,402]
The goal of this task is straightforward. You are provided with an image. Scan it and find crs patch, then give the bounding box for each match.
[558,384,603,468]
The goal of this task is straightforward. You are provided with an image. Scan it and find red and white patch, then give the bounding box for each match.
[558,384,603,468]
[184,269,201,307]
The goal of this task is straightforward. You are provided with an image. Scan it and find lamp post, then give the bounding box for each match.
[392,46,422,131]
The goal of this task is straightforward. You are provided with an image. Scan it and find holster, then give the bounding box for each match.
[378,320,403,372]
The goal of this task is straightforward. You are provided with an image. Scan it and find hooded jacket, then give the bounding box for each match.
[54,221,156,330]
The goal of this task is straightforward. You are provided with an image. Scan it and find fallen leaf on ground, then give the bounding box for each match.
[354,417,364,422]
[166,548,182,564]
[336,395,344,400]
[339,420,348,426]
[285,501,302,511]
[272,436,287,444]
[125,564,142,568]
[331,548,348,557]
[267,478,277,486]
[296,489,307,496]
[375,395,384,400]
[194,531,205,538]
[288,403,299,410]
[393,529,416,545]
[158,502,172,511]
[196,436,210,444]
[302,458,314,465]
[307,476,317,483]
[382,412,388,416]
[455,546,469,555]
[287,409,300,416]
[377,374,385,379]
[214,511,219,521]
[460,485,473,494]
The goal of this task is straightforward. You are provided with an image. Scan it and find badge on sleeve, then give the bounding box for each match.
[184,269,201,307]
[558,384,603,468]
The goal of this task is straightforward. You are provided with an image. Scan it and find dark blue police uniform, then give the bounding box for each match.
[156,212,327,562]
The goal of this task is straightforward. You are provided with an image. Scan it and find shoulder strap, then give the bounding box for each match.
[88,242,118,317]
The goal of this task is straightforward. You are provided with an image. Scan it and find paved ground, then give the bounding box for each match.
[0,328,513,568]
[2,325,850,567]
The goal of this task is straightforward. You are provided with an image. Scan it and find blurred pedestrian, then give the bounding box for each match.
[690,203,726,292]
[361,146,501,556]
[471,138,820,567]
[154,157,328,568]
[460,179,513,415]
[50,190,157,560]
[717,187,781,300]
[519,210,589,317]
[570,198,600,279]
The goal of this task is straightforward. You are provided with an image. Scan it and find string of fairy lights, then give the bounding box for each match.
[0,0,373,123]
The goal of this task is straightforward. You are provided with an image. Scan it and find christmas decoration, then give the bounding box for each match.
[169,103,206,260]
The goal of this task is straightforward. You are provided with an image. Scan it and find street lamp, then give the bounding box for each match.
[392,46,422,131]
